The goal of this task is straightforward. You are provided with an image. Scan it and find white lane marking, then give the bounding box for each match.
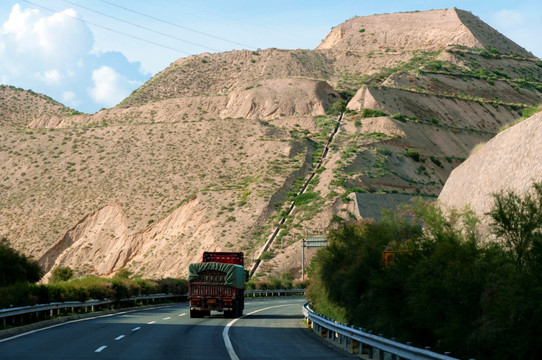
[0,304,185,344]
[222,304,291,360]
[95,346,107,353]
[148,321,156,324]
[115,335,125,340]
[132,327,141,332]
[179,313,186,317]
[0,311,126,344]
[163,317,171,320]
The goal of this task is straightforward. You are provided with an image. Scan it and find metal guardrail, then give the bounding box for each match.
[0,293,181,328]
[245,289,305,297]
[0,289,303,325]
[303,303,459,360]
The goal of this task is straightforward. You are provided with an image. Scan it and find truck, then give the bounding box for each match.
[188,252,246,318]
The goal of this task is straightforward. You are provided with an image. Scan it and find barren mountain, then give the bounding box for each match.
[1,8,541,281]
[0,85,78,127]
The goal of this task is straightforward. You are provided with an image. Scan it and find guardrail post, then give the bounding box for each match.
[352,340,360,354]
[321,326,327,338]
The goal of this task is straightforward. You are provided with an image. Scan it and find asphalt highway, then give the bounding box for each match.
[0,297,353,359]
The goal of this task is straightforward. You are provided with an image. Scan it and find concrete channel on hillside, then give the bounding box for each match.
[249,112,344,277]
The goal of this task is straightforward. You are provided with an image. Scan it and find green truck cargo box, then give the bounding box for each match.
[188,262,245,289]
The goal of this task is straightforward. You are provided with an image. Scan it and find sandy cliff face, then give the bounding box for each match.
[222,79,338,119]
[40,204,129,278]
[42,197,217,279]
[438,113,542,227]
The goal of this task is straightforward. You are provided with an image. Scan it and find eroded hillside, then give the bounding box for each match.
[1,8,541,280]
[438,112,542,231]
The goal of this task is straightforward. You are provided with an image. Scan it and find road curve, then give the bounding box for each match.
[0,297,353,359]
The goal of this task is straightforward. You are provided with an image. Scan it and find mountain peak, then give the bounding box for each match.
[317,9,531,56]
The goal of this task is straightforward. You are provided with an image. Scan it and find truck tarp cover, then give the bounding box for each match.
[188,262,245,289]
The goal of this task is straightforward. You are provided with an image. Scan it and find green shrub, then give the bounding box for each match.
[293,192,319,206]
[404,149,421,162]
[361,108,387,118]
[0,237,43,286]
[521,105,542,119]
[307,184,542,360]
[260,251,274,261]
[430,156,442,167]
[327,101,347,115]
[49,266,74,283]
[157,278,187,294]
[392,113,407,122]
[487,182,542,267]
[376,147,392,156]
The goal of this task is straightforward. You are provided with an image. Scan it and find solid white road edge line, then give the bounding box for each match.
[222,304,291,360]
[95,346,107,352]
[0,304,184,344]
[0,311,126,344]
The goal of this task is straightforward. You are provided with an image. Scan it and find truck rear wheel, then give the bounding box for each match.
[190,309,202,318]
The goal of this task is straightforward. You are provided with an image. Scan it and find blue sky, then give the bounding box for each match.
[1,1,541,113]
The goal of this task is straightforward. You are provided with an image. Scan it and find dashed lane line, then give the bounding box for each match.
[95,346,107,353]
[132,327,141,332]
[114,335,125,341]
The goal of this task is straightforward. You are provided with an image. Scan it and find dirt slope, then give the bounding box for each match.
[1,8,541,280]
[438,112,542,229]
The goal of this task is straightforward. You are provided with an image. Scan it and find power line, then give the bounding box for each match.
[60,0,219,53]
[21,0,192,55]
[157,1,316,44]
[95,0,256,50]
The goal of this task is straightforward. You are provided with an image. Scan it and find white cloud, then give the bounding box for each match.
[492,9,524,30]
[62,91,79,107]
[0,4,148,113]
[40,69,62,85]
[88,66,130,107]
